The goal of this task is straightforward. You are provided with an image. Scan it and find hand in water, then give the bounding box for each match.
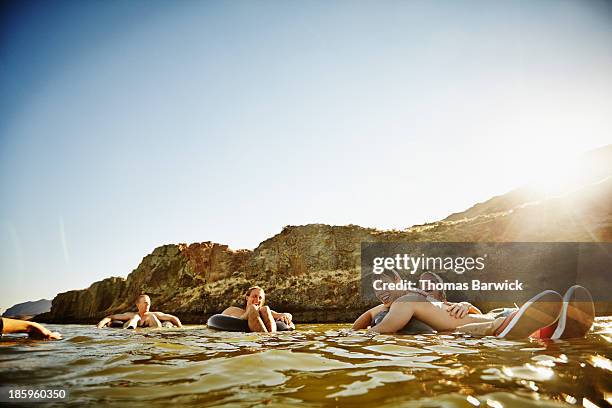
[29,324,62,340]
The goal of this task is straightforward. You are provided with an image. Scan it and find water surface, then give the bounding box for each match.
[1,318,610,407]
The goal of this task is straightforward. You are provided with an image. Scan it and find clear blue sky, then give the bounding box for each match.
[1,0,611,311]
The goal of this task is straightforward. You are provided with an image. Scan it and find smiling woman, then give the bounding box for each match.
[210,286,295,333]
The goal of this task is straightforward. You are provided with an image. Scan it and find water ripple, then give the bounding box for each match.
[0,319,610,407]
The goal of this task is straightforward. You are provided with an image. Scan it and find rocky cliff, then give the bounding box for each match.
[35,181,612,323]
[36,149,612,324]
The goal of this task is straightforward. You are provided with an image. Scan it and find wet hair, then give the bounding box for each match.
[244,286,265,307]
[418,271,446,301]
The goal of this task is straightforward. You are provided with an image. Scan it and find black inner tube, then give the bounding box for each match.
[108,320,176,328]
[207,314,293,332]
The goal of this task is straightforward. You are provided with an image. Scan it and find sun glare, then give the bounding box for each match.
[530,156,582,195]
[528,150,610,197]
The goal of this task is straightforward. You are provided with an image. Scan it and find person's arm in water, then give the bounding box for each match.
[1,317,62,340]
[151,312,183,327]
[96,312,135,328]
[352,304,387,330]
[352,310,373,330]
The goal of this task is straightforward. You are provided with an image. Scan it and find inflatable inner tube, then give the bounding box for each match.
[108,319,177,329]
[207,314,293,332]
[373,310,436,334]
[109,320,125,328]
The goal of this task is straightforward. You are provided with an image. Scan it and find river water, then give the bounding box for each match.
[0,318,610,407]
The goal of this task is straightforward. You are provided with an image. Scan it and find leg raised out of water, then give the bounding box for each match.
[371,294,494,334]
[454,317,507,336]
[258,306,277,333]
[246,305,268,332]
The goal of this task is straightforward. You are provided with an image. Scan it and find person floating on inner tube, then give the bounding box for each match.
[352,271,481,331]
[355,270,595,339]
[96,294,183,329]
[222,286,294,332]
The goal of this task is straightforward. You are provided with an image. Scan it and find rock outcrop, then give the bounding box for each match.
[36,147,612,323]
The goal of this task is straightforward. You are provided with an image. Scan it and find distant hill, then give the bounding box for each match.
[3,299,52,318]
[444,144,612,222]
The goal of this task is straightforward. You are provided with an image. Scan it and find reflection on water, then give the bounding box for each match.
[0,318,610,407]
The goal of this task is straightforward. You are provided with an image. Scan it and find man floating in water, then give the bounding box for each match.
[96,294,183,329]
